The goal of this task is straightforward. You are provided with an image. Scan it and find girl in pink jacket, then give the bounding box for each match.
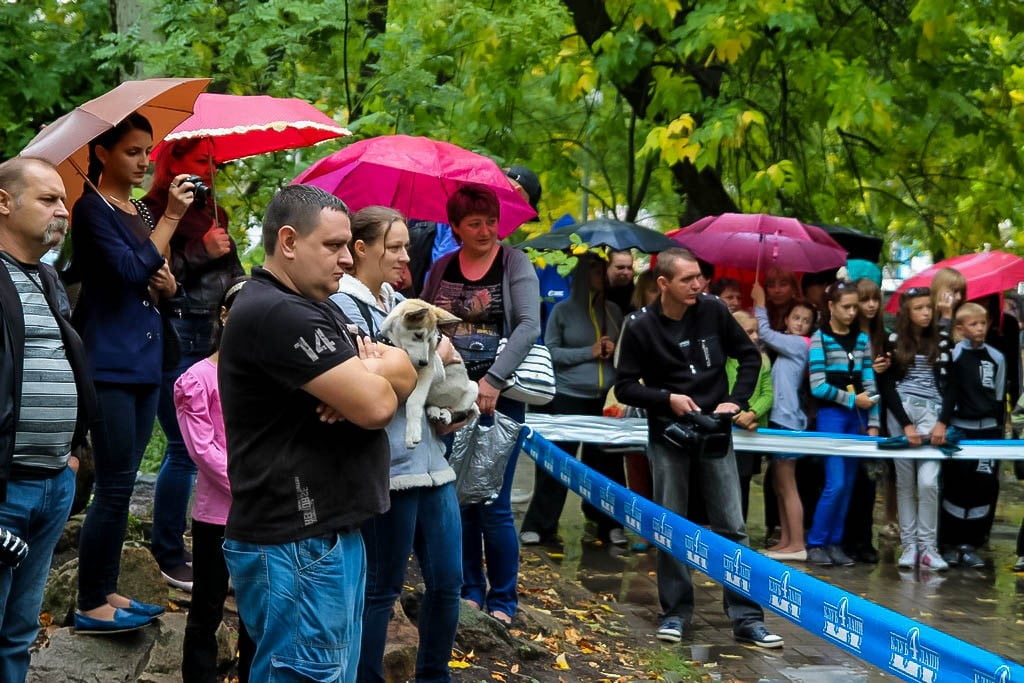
[174,277,253,682]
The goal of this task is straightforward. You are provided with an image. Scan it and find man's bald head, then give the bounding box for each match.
[0,157,59,204]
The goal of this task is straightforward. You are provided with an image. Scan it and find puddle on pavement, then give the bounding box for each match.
[512,453,1024,674]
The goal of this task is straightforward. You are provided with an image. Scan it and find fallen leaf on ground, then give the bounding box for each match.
[553,653,570,670]
[448,660,472,669]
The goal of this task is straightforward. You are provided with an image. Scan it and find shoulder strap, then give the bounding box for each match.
[344,293,379,338]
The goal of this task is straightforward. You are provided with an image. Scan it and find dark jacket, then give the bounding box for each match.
[614,294,760,437]
[71,193,165,384]
[140,195,244,316]
[0,257,95,502]
[939,340,1005,426]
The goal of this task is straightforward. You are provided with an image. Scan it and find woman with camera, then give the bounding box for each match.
[71,113,197,632]
[141,139,244,592]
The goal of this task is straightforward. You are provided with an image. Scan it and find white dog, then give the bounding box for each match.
[380,299,480,448]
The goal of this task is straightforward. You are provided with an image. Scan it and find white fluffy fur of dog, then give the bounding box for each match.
[380,299,480,448]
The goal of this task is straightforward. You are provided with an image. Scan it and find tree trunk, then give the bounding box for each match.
[561,0,738,219]
[110,0,152,78]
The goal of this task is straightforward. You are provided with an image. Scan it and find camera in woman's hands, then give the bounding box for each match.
[180,175,210,210]
[0,528,29,568]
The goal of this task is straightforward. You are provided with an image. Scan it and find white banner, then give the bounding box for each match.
[523,414,1024,460]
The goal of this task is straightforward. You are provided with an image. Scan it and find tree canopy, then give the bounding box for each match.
[5,0,1023,259]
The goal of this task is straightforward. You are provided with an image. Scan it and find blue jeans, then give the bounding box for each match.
[152,315,211,570]
[807,404,864,548]
[359,483,462,683]
[647,438,763,628]
[460,398,523,617]
[0,467,75,682]
[78,382,160,611]
[224,531,365,683]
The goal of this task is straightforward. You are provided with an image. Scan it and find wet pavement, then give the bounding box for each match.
[511,457,1024,681]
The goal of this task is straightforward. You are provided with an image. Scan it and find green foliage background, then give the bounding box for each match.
[4,0,1024,261]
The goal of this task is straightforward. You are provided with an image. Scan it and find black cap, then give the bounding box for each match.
[505,165,541,210]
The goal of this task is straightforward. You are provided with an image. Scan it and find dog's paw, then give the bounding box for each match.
[426,406,447,423]
[405,437,421,449]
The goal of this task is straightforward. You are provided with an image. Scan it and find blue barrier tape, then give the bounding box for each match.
[520,428,1024,683]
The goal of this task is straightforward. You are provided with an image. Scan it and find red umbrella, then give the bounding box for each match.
[292,135,537,238]
[670,213,847,276]
[150,93,351,163]
[885,251,1024,313]
[19,77,210,211]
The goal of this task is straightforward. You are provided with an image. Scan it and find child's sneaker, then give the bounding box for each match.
[897,545,918,569]
[919,547,949,571]
[1012,556,1024,573]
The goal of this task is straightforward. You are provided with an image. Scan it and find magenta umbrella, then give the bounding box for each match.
[671,213,847,276]
[885,251,1024,313]
[292,135,537,238]
[150,93,351,163]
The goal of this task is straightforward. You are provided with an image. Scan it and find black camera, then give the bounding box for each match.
[662,412,733,459]
[0,528,29,568]
[181,175,210,210]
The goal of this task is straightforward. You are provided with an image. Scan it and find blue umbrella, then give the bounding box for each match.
[515,217,676,254]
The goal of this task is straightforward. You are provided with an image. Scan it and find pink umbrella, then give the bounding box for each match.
[885,251,1024,313]
[150,93,350,163]
[292,135,537,238]
[671,213,848,276]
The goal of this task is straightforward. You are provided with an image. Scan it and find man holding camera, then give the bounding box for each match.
[615,247,782,648]
[0,157,93,680]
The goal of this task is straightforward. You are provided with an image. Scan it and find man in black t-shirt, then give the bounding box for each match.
[218,185,415,681]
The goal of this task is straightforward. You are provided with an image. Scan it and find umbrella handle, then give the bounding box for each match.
[754,233,765,282]
[207,136,220,229]
[70,158,114,212]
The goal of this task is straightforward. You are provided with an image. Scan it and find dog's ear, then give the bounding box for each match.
[379,307,400,343]
[431,305,462,328]
[403,307,430,325]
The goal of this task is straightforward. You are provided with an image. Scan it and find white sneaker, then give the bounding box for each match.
[919,547,949,571]
[897,545,918,569]
[609,528,627,547]
[519,531,541,545]
[509,488,532,504]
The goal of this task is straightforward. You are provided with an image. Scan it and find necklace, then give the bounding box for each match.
[106,195,137,214]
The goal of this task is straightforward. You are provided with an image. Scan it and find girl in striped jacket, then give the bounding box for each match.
[806,281,880,567]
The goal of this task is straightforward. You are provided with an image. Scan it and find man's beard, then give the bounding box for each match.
[42,217,68,249]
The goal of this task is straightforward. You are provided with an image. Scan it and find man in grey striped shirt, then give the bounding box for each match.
[0,157,94,681]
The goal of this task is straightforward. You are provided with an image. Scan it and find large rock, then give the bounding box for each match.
[116,544,168,608]
[141,612,186,676]
[29,614,188,683]
[42,558,78,627]
[55,514,84,554]
[129,473,157,519]
[453,603,516,653]
[28,623,161,682]
[383,603,419,683]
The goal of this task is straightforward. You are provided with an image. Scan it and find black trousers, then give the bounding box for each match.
[843,461,878,552]
[520,393,625,541]
[182,519,255,683]
[939,428,1001,549]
